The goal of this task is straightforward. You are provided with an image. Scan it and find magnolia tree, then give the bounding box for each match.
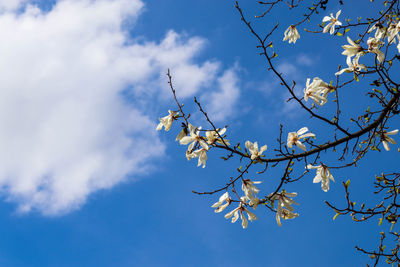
[157,0,400,265]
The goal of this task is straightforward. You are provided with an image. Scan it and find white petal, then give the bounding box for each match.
[259,145,268,154]
[284,192,298,197]
[211,201,222,208]
[330,25,335,35]
[295,141,307,151]
[323,24,331,33]
[386,136,396,144]
[347,36,356,46]
[179,136,193,145]
[306,164,318,169]
[299,133,315,139]
[297,127,308,135]
[335,68,347,76]
[241,212,248,229]
[215,202,230,213]
[245,141,253,151]
[199,140,209,150]
[376,50,385,63]
[321,180,329,192]
[313,174,322,183]
[322,16,331,22]
[382,140,390,151]
[276,212,282,227]
[232,210,239,223]
[156,122,163,131]
[225,208,237,219]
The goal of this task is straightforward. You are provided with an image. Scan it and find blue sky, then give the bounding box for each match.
[0,0,398,266]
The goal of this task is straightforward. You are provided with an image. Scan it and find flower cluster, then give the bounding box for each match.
[213,179,262,229]
[156,109,334,228]
[303,77,331,106]
[224,199,258,229]
[283,25,300,44]
[156,8,400,233]
[337,16,400,79]
[269,191,299,227]
[381,129,398,151]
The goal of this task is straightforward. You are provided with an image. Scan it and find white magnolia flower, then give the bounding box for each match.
[335,54,366,76]
[283,25,300,44]
[287,127,315,151]
[269,191,299,227]
[186,148,208,168]
[341,36,363,58]
[224,202,257,229]
[245,141,267,160]
[307,164,335,192]
[206,128,230,146]
[180,124,209,151]
[242,179,262,202]
[156,110,178,131]
[322,10,342,35]
[367,37,385,63]
[303,77,330,106]
[211,192,231,213]
[387,21,400,44]
[381,129,398,151]
[368,22,386,40]
[276,205,299,227]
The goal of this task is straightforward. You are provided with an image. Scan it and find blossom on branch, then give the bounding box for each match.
[368,22,386,40]
[180,124,209,151]
[242,179,262,202]
[303,77,330,106]
[287,127,315,151]
[306,164,335,192]
[224,201,257,229]
[245,141,267,160]
[283,25,300,44]
[381,129,398,151]
[387,21,400,44]
[206,128,230,146]
[156,110,178,131]
[322,10,342,35]
[367,37,385,63]
[269,191,299,227]
[341,36,363,58]
[211,192,231,213]
[186,148,208,168]
[335,54,366,76]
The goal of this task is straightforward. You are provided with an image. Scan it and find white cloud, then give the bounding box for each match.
[277,62,300,79]
[0,0,239,215]
[0,0,27,11]
[296,53,315,66]
[204,66,240,122]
